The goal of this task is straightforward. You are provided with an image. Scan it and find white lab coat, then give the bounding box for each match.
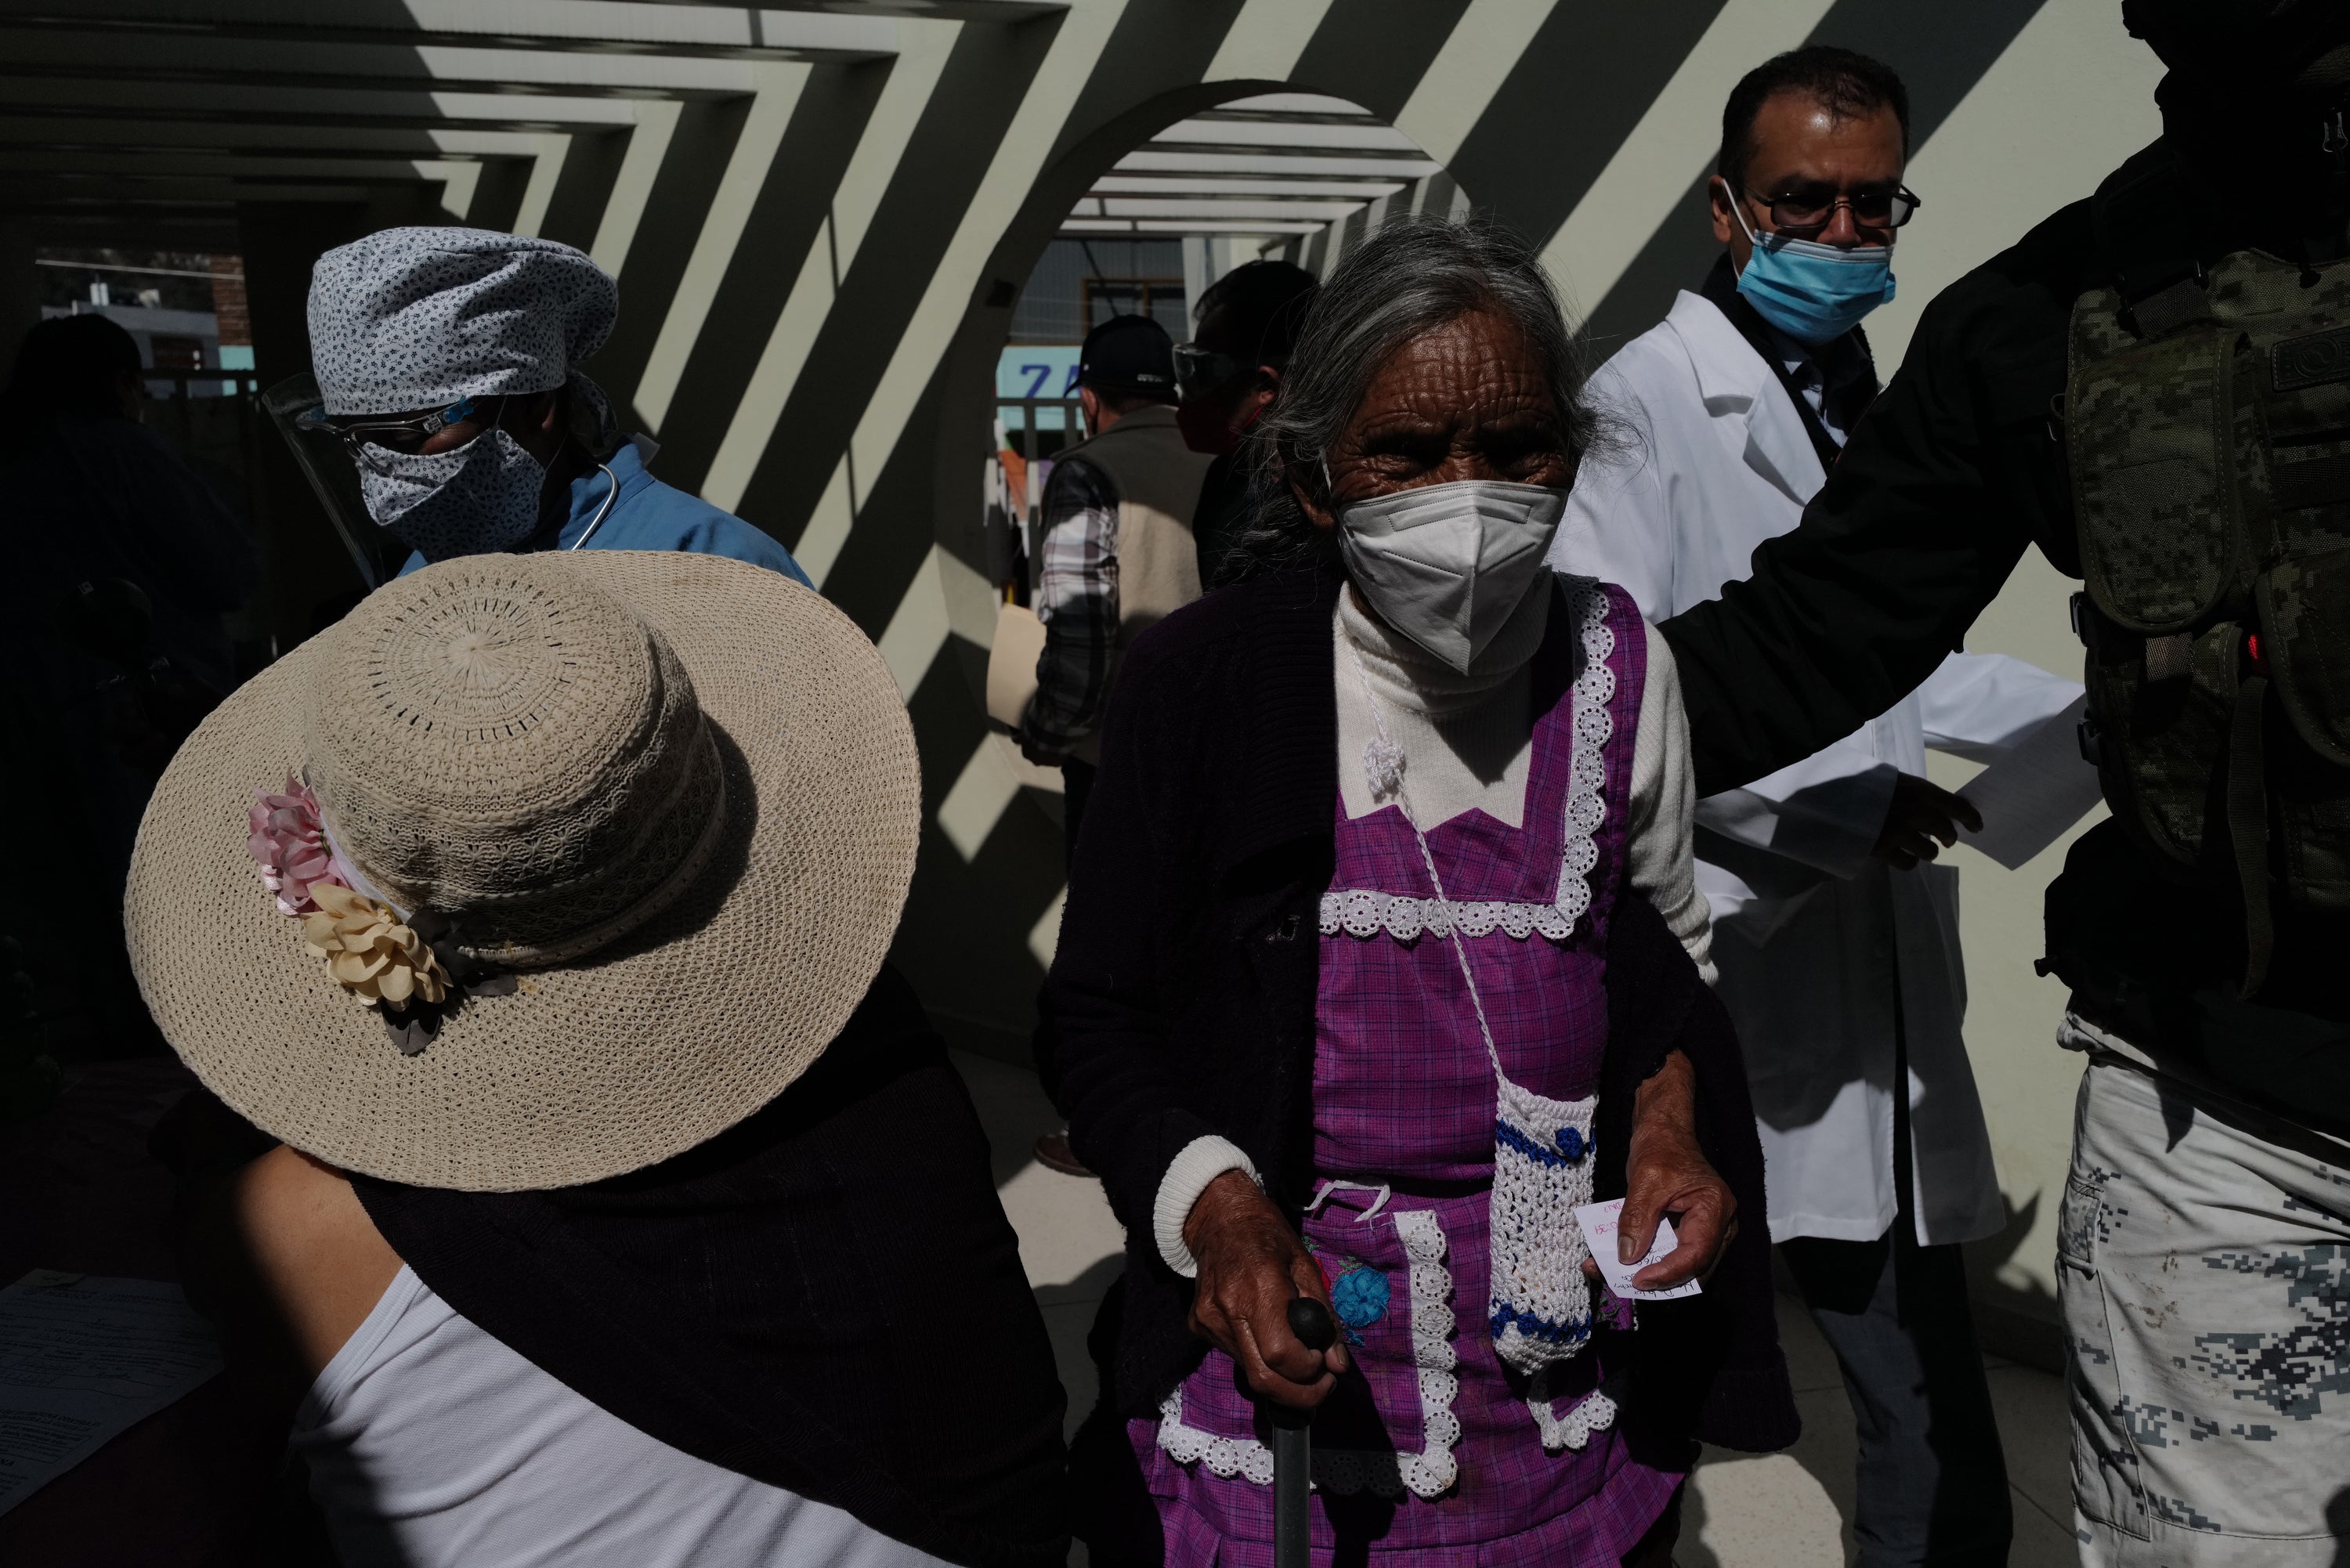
[1552,290,2081,1248]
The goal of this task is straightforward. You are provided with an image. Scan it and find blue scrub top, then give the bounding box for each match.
[399,443,812,586]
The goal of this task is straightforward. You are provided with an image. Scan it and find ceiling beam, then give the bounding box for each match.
[0,31,801,93]
[1087,175,1408,198]
[0,2,895,60]
[0,77,647,128]
[0,117,554,157]
[1112,150,1441,180]
[0,149,485,182]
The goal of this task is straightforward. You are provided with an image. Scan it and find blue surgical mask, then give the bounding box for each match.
[1730,199,1896,345]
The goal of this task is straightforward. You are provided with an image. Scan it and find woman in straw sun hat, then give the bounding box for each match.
[136,551,1067,1568]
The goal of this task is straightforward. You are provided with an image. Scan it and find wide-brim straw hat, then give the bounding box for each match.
[126,551,920,1190]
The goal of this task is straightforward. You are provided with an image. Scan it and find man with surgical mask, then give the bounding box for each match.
[306,228,810,583]
[1553,47,2082,1568]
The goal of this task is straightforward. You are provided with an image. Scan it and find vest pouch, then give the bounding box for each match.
[2252,551,2350,909]
[2068,318,2239,633]
[2080,608,2240,873]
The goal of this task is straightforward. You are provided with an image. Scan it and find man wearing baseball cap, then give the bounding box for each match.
[1017,313,1213,853]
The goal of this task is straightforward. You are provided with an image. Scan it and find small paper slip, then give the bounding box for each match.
[1572,1199,1701,1302]
[0,1270,222,1517]
[1955,695,2106,870]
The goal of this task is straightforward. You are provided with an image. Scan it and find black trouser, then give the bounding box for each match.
[1776,1000,2013,1566]
[1061,757,1096,869]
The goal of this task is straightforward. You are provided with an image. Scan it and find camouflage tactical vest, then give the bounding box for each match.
[2067,244,2350,988]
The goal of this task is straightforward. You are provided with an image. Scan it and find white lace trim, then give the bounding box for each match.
[1155,1209,1459,1501]
[1526,1369,1618,1454]
[1320,583,1616,943]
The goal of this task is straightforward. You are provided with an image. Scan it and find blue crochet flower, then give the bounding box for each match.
[1555,1125,1588,1161]
[1331,1263,1390,1332]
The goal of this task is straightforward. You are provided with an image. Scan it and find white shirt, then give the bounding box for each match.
[1550,288,2082,1248]
[294,1266,950,1568]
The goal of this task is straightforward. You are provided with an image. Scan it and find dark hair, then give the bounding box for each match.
[1224,218,1600,581]
[1193,259,1319,370]
[3,313,143,427]
[1716,46,1910,192]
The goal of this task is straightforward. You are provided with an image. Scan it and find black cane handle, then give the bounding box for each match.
[1287,1295,1336,1352]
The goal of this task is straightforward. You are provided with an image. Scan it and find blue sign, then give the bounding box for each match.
[997,345,1080,432]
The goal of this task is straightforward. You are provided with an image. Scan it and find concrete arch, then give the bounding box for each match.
[893,80,1455,1056]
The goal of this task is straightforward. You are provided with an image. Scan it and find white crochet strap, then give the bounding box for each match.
[1155,1209,1459,1501]
[1526,1371,1618,1454]
[1323,583,1615,945]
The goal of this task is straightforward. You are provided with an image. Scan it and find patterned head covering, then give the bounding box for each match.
[308,227,619,417]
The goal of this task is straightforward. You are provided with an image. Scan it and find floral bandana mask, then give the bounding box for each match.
[358,423,550,560]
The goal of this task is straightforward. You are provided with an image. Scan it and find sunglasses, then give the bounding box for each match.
[1741,182,1922,237]
[298,395,492,474]
[1172,342,1246,403]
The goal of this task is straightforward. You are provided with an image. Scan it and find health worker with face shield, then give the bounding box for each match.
[1044,219,1799,1568]
[1549,47,2084,1568]
[303,227,810,583]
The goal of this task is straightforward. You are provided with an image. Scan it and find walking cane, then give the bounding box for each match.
[1271,1295,1336,1568]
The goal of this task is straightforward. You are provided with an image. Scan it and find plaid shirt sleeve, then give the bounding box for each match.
[1021,456,1120,761]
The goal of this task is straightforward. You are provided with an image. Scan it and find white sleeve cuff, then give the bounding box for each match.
[1152,1136,1261,1279]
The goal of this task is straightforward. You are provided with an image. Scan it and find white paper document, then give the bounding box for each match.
[1572,1198,1702,1302]
[1956,694,2106,870]
[0,1270,222,1516]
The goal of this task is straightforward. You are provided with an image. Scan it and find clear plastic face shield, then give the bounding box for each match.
[263,372,407,590]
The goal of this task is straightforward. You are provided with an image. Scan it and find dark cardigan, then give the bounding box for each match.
[354,963,1071,1568]
[1039,562,1797,1455]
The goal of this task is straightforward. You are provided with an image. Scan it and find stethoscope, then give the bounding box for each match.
[565,461,620,551]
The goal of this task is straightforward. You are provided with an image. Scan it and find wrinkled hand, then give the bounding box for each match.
[1582,1051,1738,1292]
[1872,772,1981,869]
[1184,1170,1347,1409]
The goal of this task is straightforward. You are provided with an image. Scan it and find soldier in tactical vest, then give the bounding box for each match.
[1655,3,2350,1559]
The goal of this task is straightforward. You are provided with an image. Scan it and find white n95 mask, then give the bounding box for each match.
[1334,478,1565,672]
[358,426,549,560]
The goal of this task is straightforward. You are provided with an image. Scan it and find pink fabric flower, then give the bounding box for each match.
[247,774,346,916]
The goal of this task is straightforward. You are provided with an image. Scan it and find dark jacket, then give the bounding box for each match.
[1039,562,1797,1457]
[355,964,1069,1568]
[1658,135,2350,1134]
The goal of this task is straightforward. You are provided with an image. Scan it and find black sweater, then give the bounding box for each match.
[356,965,1070,1568]
[1039,562,1797,1456]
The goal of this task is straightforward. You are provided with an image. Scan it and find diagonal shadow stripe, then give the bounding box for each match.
[1579,0,2049,352]
[1289,0,1477,121]
[1449,0,1730,252]
[726,18,1059,557]
[641,61,888,499]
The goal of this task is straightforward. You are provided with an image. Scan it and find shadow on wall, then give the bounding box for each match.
[1964,1192,2059,1372]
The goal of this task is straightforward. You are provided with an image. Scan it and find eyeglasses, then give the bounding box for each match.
[1741,182,1922,236]
[298,395,489,474]
[1172,342,1244,403]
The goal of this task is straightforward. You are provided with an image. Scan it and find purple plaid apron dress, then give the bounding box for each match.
[1133,581,1682,1566]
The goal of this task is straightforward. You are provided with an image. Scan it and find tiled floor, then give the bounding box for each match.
[953,1050,2077,1566]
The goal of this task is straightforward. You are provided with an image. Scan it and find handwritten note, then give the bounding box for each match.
[1573,1199,1702,1302]
[0,1271,221,1516]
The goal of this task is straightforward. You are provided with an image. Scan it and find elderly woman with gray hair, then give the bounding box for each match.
[1043,219,1796,1566]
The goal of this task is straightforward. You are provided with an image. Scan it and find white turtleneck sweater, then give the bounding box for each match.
[1151,571,1713,1278]
[1332,573,1710,971]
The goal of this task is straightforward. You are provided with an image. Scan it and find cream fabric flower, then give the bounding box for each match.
[302,883,450,1007]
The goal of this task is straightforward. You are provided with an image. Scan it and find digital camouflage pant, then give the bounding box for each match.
[2059,1031,2350,1566]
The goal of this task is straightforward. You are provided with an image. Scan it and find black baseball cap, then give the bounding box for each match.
[1078,313,1177,401]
